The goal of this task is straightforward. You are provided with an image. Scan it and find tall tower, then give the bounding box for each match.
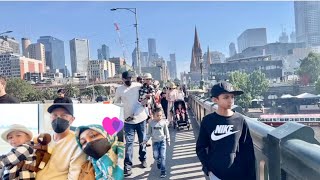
[229,42,237,57]
[69,38,90,76]
[22,38,31,57]
[190,26,202,72]
[294,1,320,47]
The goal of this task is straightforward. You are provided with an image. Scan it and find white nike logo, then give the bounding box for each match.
[211,125,239,141]
[211,130,239,141]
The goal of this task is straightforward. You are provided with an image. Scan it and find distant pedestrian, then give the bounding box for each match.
[160,87,168,119]
[0,75,20,103]
[142,107,170,178]
[196,81,256,180]
[53,89,73,103]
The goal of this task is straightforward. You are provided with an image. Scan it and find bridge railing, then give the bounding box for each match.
[189,94,320,180]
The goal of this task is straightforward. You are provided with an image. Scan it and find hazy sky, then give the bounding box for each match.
[0,1,295,76]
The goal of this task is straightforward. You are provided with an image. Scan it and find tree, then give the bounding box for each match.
[41,88,56,100]
[63,84,80,98]
[6,78,37,102]
[229,71,252,109]
[297,52,320,84]
[229,70,269,110]
[249,70,269,99]
[315,79,320,94]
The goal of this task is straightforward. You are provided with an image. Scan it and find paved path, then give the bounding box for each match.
[125,110,209,180]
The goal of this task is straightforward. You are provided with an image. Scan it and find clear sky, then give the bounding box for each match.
[0,1,294,76]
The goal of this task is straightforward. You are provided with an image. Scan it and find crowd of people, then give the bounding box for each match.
[0,71,257,180]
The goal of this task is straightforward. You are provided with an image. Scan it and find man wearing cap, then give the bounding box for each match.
[114,71,148,176]
[53,89,73,103]
[36,104,87,180]
[196,81,256,180]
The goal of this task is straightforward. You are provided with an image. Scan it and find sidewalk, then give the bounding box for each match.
[125,110,208,180]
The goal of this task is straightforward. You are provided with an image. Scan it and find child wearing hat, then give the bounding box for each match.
[0,124,37,180]
[196,81,256,180]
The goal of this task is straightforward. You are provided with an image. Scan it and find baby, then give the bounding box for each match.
[175,103,186,121]
[0,124,36,180]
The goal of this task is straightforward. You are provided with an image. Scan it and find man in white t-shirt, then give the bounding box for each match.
[114,71,148,177]
[36,104,87,180]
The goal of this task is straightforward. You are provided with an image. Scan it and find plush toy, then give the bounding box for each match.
[33,133,52,171]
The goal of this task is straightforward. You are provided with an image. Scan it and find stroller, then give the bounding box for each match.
[172,99,190,130]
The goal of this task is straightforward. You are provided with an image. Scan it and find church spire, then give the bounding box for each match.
[190,26,203,72]
[194,26,201,49]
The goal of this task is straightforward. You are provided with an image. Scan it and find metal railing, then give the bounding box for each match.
[189,94,320,180]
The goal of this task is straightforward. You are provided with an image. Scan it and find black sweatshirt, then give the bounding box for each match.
[196,112,256,180]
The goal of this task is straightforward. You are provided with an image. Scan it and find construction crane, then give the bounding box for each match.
[113,22,129,65]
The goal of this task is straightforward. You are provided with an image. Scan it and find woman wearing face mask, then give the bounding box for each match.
[75,124,124,180]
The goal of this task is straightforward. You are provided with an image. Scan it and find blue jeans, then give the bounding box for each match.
[153,140,166,173]
[124,120,147,171]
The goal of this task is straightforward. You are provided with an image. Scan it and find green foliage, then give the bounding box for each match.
[229,70,269,109]
[6,78,37,102]
[63,84,80,98]
[297,52,320,84]
[249,70,269,98]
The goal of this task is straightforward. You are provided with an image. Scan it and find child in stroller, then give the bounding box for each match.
[172,100,190,130]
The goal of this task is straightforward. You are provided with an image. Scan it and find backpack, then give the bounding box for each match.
[78,160,95,180]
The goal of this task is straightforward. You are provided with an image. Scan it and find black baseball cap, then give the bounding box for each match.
[47,104,74,116]
[57,89,65,93]
[211,81,244,98]
[122,71,134,79]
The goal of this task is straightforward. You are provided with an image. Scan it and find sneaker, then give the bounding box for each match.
[160,172,166,178]
[157,162,161,169]
[141,161,147,168]
[124,169,132,177]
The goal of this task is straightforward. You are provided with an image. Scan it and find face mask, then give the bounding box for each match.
[51,118,70,133]
[124,80,132,86]
[83,138,111,159]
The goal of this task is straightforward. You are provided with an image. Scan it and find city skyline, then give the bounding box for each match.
[0,1,295,76]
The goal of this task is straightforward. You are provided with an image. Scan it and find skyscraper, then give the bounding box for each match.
[69,38,90,76]
[229,42,237,57]
[98,44,110,60]
[28,43,46,69]
[169,53,177,79]
[294,1,320,47]
[37,36,65,70]
[22,38,31,57]
[148,38,158,63]
[237,28,267,53]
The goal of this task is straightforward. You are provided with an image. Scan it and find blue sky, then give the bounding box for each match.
[0,1,294,76]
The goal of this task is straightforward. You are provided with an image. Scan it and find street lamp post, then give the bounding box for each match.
[110,8,141,75]
[0,31,13,36]
[200,56,204,89]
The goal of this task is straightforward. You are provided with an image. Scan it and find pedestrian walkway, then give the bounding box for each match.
[125,110,208,180]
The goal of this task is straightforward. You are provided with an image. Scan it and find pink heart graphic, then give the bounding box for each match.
[102,117,124,136]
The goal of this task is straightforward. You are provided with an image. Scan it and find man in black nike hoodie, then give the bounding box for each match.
[196,81,256,180]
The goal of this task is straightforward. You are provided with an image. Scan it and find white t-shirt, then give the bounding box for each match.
[114,82,148,124]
